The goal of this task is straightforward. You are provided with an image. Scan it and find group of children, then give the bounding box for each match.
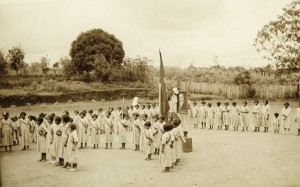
[188,100,300,135]
[0,103,187,172]
[0,111,80,172]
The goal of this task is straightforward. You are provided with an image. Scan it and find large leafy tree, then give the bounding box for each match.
[7,46,25,75]
[0,50,8,76]
[70,28,125,74]
[254,1,300,74]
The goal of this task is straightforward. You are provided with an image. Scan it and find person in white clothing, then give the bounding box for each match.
[252,100,261,132]
[215,102,222,130]
[281,102,291,135]
[206,103,215,130]
[191,102,199,128]
[240,101,250,131]
[261,101,270,133]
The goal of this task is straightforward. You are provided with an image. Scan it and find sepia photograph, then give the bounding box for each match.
[0,0,299,186]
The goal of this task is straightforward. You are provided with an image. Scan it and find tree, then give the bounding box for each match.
[7,46,25,75]
[59,57,76,77]
[70,28,125,74]
[39,56,50,77]
[234,71,251,85]
[254,1,300,74]
[0,50,8,76]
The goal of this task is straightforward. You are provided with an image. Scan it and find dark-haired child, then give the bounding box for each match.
[62,115,71,169]
[90,114,100,149]
[1,112,13,151]
[104,111,113,149]
[37,117,48,162]
[215,102,222,130]
[45,115,54,162]
[28,115,37,143]
[140,114,148,153]
[67,123,79,172]
[206,103,214,130]
[159,124,174,172]
[54,116,64,166]
[144,121,154,160]
[132,113,141,151]
[51,116,62,164]
[222,102,231,130]
[173,118,186,165]
[19,112,31,150]
[77,112,88,148]
[199,101,207,129]
[151,114,160,154]
[273,113,280,134]
[118,113,129,150]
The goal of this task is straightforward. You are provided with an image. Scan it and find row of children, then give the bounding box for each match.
[74,108,186,172]
[0,107,186,172]
[0,112,79,171]
[188,100,300,135]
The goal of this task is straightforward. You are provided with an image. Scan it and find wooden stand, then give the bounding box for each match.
[182,137,192,153]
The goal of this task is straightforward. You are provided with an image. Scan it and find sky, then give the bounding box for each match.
[0,0,294,68]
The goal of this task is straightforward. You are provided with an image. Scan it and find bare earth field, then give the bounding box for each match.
[0,99,300,187]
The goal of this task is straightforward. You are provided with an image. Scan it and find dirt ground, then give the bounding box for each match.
[0,99,300,187]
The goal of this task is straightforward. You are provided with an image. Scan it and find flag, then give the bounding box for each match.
[159,50,169,120]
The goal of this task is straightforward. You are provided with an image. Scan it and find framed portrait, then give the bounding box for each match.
[177,91,188,114]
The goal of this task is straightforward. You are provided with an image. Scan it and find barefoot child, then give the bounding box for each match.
[144,121,154,160]
[140,114,148,153]
[281,102,291,135]
[151,115,160,154]
[273,113,280,134]
[132,113,141,151]
[222,102,231,130]
[240,101,249,131]
[19,112,31,150]
[37,117,48,162]
[118,113,129,150]
[231,102,240,131]
[77,112,88,148]
[104,111,113,149]
[215,102,222,130]
[51,116,62,164]
[159,124,174,172]
[67,123,79,172]
[0,112,13,152]
[90,114,100,149]
[206,103,215,130]
[173,118,186,165]
[61,115,71,169]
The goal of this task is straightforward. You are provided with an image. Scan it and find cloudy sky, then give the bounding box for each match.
[0,0,293,68]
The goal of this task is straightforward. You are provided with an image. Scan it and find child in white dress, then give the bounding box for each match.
[144,121,154,160]
[273,113,280,134]
[159,123,174,172]
[90,114,100,149]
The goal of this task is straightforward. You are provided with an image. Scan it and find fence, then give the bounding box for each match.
[177,81,299,99]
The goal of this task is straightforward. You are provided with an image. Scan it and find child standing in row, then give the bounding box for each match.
[240,101,249,131]
[118,113,129,150]
[206,103,214,130]
[67,123,79,172]
[159,124,174,172]
[37,117,48,162]
[273,113,280,134]
[0,112,13,151]
[144,121,154,160]
[104,111,113,149]
[19,112,31,150]
[132,113,141,151]
[90,114,100,149]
